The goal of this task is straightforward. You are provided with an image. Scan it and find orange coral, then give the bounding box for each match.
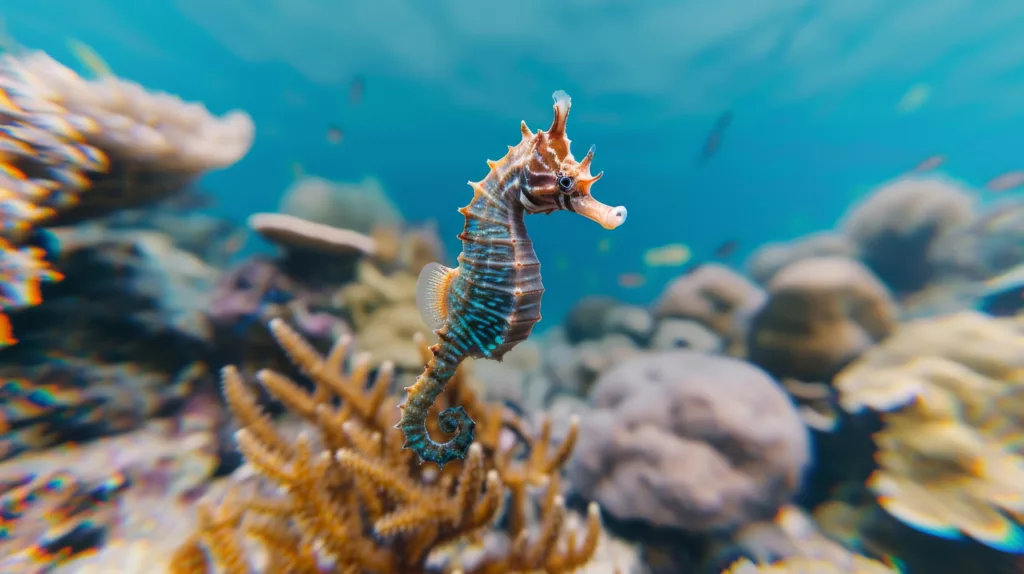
[170,319,601,573]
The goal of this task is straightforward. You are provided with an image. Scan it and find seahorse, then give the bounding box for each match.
[396,90,628,466]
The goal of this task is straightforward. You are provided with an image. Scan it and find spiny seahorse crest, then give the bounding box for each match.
[396,91,626,467]
[491,90,627,230]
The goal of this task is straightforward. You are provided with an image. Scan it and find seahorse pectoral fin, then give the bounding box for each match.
[415,262,458,330]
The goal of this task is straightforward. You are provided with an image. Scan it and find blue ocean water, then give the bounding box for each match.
[5,0,1024,322]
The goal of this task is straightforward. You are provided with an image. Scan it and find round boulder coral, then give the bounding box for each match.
[652,264,766,357]
[747,256,899,382]
[839,176,976,294]
[568,351,809,533]
[745,232,856,286]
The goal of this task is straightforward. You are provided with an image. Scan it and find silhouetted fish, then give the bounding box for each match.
[349,75,364,104]
[987,171,1024,192]
[913,154,945,172]
[713,239,739,259]
[326,125,344,144]
[697,109,733,164]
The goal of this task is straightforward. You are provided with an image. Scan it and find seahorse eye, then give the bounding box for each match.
[557,175,574,192]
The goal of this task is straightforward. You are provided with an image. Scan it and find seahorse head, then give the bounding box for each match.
[515,91,627,230]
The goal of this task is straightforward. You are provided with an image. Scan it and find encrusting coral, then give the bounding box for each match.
[0,49,252,345]
[1,50,253,226]
[169,318,602,573]
[835,311,1024,554]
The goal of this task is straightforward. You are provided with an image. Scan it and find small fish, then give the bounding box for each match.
[697,109,733,164]
[913,154,944,172]
[713,239,739,259]
[66,38,113,78]
[326,125,344,144]
[618,272,645,288]
[597,238,611,253]
[644,243,691,267]
[987,171,1024,192]
[897,83,930,113]
[290,161,305,180]
[349,75,365,104]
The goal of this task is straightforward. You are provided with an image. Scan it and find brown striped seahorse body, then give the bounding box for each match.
[396,91,627,466]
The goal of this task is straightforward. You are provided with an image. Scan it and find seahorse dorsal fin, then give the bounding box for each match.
[415,262,458,331]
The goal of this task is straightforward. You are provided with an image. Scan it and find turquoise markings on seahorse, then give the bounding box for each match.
[395,90,628,467]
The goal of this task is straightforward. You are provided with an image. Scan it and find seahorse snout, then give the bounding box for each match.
[606,205,628,229]
[571,193,627,230]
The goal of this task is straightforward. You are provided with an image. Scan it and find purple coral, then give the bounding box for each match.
[569,350,809,533]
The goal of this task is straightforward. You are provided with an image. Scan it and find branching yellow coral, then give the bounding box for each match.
[171,318,602,573]
[835,311,1024,553]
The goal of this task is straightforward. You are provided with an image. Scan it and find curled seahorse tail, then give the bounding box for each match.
[395,356,476,467]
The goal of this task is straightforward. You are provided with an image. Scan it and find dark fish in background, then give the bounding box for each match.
[987,171,1024,192]
[913,154,945,172]
[713,239,740,259]
[697,109,733,164]
[326,125,344,144]
[349,75,364,104]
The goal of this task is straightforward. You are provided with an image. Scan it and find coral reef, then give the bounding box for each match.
[278,175,403,235]
[170,320,602,573]
[652,264,765,357]
[745,233,856,286]
[835,311,1024,554]
[839,176,976,295]
[0,49,252,346]
[569,350,809,533]
[335,259,432,374]
[716,506,897,574]
[0,388,226,572]
[748,256,898,383]
[0,51,252,227]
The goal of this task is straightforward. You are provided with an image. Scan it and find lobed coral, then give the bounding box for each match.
[569,350,809,533]
[717,506,897,574]
[1,50,253,227]
[652,264,765,358]
[0,49,253,345]
[839,176,976,295]
[835,311,1024,553]
[747,256,898,383]
[169,319,602,573]
[278,175,403,236]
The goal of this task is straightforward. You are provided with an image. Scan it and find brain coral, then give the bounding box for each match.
[653,264,766,357]
[568,351,809,533]
[839,176,976,294]
[747,256,898,382]
[835,311,1024,553]
[278,175,403,235]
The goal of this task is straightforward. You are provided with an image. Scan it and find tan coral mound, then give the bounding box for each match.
[723,555,894,574]
[652,264,765,357]
[279,175,403,235]
[1,51,253,225]
[569,351,809,532]
[839,176,976,294]
[714,505,896,574]
[748,256,898,382]
[169,320,602,573]
[248,213,377,256]
[337,260,431,372]
[835,311,1024,553]
[745,232,856,286]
